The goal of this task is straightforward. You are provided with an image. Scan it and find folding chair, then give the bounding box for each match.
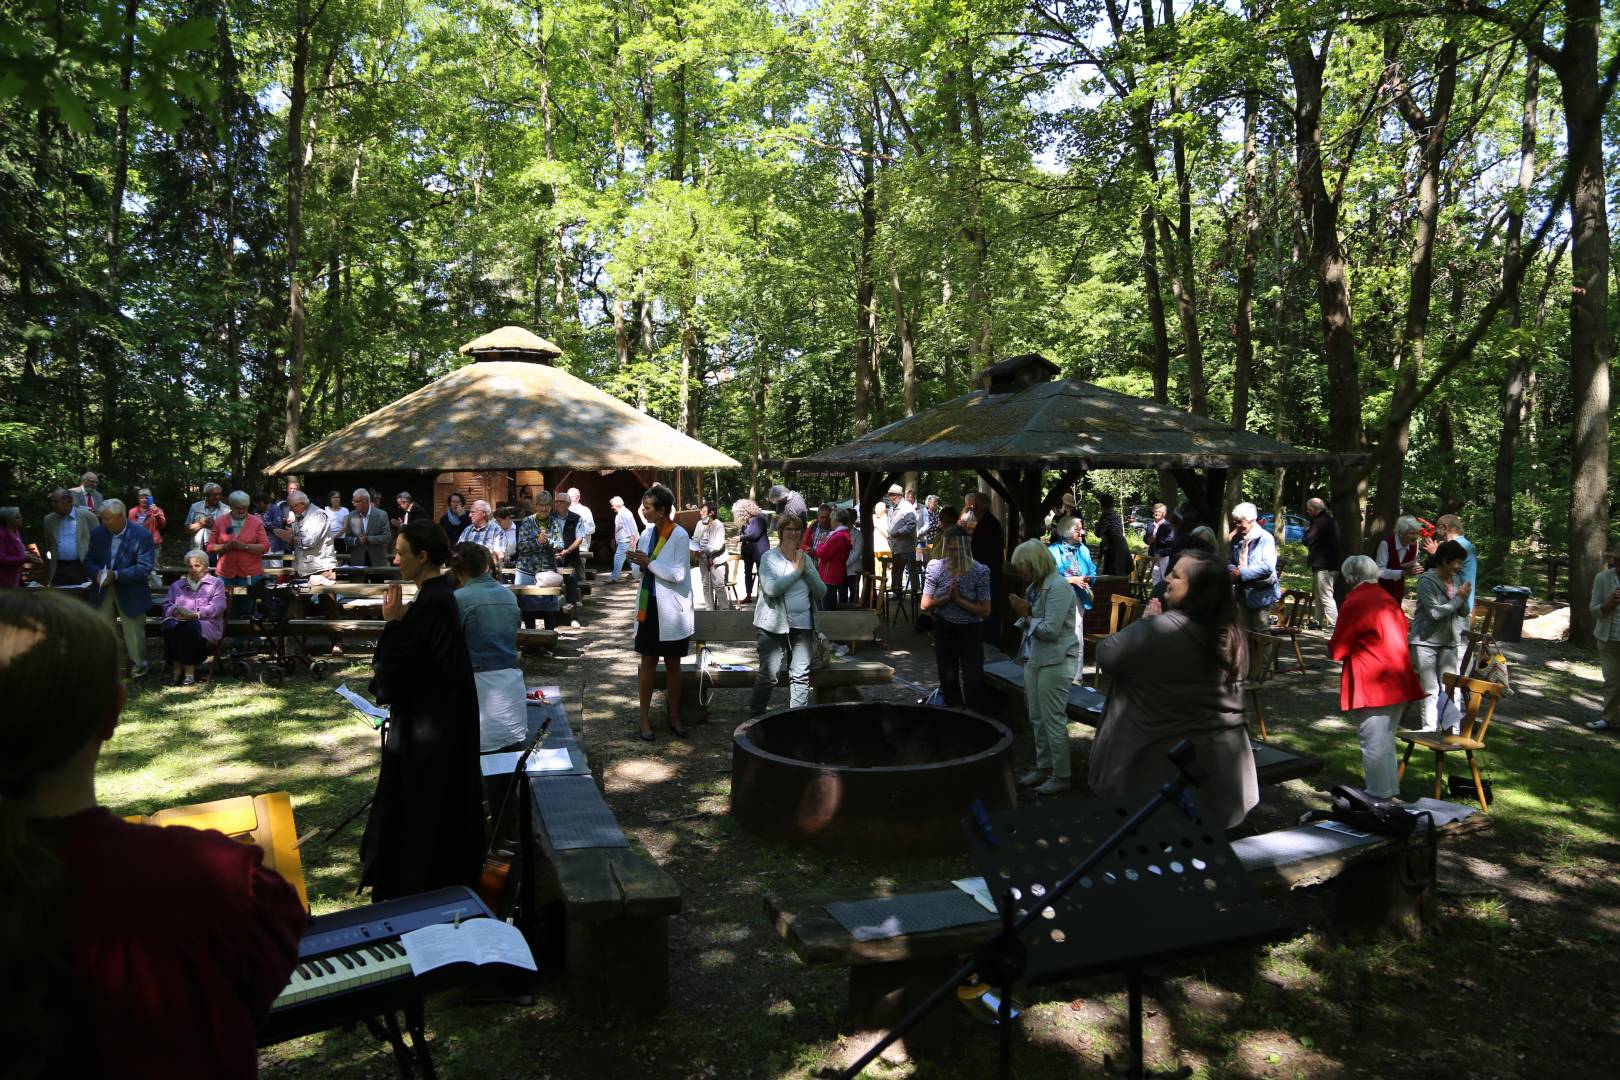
[1084,593,1143,688]
[1268,589,1311,673]
[1244,632,1285,740]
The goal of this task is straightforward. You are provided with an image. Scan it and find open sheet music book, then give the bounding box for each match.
[335,683,390,729]
[400,918,536,977]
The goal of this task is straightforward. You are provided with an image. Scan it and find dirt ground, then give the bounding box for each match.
[253,578,1620,1079]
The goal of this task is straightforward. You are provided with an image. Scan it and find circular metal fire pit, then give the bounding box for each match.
[730,702,1016,858]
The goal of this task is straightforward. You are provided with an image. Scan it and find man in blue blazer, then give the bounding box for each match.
[84,498,157,677]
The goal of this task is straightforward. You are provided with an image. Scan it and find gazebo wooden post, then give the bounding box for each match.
[1170,467,1231,530]
[853,470,877,607]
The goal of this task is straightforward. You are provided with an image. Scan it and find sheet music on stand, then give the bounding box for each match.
[335,682,390,729]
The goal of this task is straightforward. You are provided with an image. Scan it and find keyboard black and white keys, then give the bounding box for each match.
[261,886,493,1044]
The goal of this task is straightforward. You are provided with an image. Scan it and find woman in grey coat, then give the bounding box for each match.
[1007,539,1080,795]
[1408,539,1473,732]
[750,515,826,715]
[1088,550,1258,829]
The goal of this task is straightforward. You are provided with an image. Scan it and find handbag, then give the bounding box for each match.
[1476,650,1512,695]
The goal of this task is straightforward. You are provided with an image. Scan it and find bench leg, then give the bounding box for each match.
[812,685,864,706]
[847,957,960,1056]
[679,693,709,725]
[565,914,671,1018]
[1334,839,1438,938]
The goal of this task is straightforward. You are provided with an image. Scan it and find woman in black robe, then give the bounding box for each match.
[360,521,485,901]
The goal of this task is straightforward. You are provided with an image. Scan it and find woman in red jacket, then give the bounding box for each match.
[1328,554,1424,799]
[128,488,167,546]
[811,508,854,608]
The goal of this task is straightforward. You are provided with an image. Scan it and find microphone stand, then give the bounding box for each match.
[838,741,1201,1080]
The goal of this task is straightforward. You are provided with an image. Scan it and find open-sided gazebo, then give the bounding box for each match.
[267,326,740,523]
[764,353,1361,563]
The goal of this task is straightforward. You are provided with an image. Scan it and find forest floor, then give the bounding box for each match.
[104,578,1620,1079]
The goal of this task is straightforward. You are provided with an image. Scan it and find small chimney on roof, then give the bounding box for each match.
[976,352,1061,394]
[457,325,564,366]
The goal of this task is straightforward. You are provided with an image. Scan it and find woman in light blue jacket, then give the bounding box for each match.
[750,515,826,715]
[1007,539,1080,795]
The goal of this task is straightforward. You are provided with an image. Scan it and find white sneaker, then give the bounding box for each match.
[1017,769,1047,788]
[1588,719,1616,732]
[1035,777,1071,796]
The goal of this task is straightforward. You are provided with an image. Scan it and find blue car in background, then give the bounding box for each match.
[1258,512,1309,544]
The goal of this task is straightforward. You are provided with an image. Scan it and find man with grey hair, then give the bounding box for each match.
[85,498,156,676]
[276,489,337,578]
[1302,496,1340,629]
[767,483,806,522]
[69,470,103,511]
[42,487,98,586]
[347,488,392,567]
[458,499,506,569]
[185,483,229,551]
[609,495,639,583]
[1226,501,1280,633]
[565,488,595,572]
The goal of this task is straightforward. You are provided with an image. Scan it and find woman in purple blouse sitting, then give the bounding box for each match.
[161,549,227,686]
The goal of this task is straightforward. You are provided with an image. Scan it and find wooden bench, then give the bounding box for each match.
[658,608,894,721]
[143,617,556,649]
[520,695,681,1018]
[981,658,1321,787]
[766,801,1488,1049]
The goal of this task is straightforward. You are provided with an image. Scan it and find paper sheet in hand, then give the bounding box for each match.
[401,919,536,977]
[335,682,390,728]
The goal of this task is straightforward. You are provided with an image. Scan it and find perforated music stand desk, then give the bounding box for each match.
[964,789,1281,1077]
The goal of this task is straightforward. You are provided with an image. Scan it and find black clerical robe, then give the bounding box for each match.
[360,574,485,901]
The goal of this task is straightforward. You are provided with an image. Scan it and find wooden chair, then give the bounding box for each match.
[1129,553,1155,599]
[126,791,309,910]
[1397,673,1504,811]
[1244,632,1285,740]
[1084,593,1143,688]
[1267,589,1310,673]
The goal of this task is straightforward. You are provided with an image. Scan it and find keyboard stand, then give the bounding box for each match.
[364,1005,437,1080]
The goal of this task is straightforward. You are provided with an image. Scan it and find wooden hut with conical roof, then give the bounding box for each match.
[266,326,739,531]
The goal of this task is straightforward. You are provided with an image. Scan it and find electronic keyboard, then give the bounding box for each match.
[260,886,493,1044]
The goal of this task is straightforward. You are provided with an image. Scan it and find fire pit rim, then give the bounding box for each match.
[731,703,1016,776]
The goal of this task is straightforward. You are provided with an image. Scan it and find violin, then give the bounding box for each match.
[476,713,552,915]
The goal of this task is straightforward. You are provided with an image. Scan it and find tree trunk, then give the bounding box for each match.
[1231,88,1260,435]
[1561,0,1611,645]
[97,0,136,469]
[1158,0,1206,416]
[1287,33,1365,550]
[1490,39,1539,563]
[1371,30,1458,541]
[854,106,877,436]
[961,55,990,359]
[284,0,312,456]
[892,264,916,416]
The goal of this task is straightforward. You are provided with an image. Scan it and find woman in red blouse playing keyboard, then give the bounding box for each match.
[0,590,307,1079]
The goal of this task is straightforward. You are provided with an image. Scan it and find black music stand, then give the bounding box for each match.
[836,744,1280,1080]
[963,786,1280,1077]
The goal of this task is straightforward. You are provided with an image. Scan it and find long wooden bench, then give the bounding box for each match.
[980,658,1322,787]
[142,616,557,649]
[766,800,1488,1049]
[520,695,681,1017]
[657,608,894,721]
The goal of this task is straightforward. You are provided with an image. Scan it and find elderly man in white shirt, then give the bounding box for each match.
[185,483,230,552]
[1588,544,1620,732]
[565,488,596,571]
[609,495,640,583]
[693,499,731,610]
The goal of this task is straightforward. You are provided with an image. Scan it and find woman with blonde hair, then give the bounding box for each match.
[1007,539,1080,794]
[0,590,305,1076]
[920,526,992,709]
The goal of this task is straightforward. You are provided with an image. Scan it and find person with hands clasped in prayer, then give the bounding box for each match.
[627,484,694,742]
[750,515,827,717]
[361,522,484,901]
[920,526,991,711]
[1048,515,1096,684]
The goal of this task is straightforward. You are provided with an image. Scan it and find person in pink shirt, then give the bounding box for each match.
[206,491,268,644]
[127,488,167,546]
[0,507,33,587]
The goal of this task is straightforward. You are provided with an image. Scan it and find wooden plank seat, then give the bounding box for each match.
[654,608,893,721]
[142,616,557,649]
[765,802,1488,1049]
[520,695,681,1018]
[981,658,1321,787]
